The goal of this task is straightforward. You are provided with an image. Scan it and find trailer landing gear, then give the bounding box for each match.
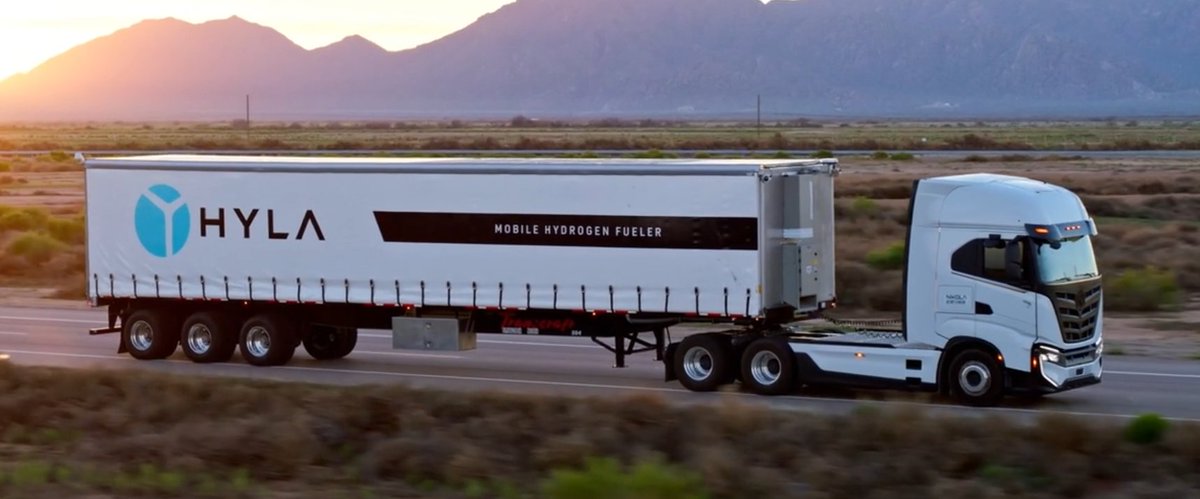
[591,326,668,368]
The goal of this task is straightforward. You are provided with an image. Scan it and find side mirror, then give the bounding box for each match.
[1004,242,1023,282]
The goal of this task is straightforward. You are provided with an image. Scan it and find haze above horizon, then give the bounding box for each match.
[0,0,522,81]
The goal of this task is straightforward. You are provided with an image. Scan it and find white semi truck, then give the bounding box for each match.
[84,155,1102,406]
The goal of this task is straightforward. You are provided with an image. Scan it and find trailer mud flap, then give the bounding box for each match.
[663,343,679,381]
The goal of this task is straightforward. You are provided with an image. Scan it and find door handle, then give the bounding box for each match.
[975,302,994,315]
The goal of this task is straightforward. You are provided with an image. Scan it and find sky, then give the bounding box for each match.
[0,0,519,81]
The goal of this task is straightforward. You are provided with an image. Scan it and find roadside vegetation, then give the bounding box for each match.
[2,119,1200,153]
[0,363,1197,498]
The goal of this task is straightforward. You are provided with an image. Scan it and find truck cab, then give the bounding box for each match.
[667,172,1103,406]
[907,173,1103,400]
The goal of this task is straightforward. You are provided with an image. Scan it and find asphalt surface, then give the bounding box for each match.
[2,305,1199,422]
[4,149,1200,159]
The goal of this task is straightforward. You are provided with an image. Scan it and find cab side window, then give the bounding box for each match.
[951,238,1028,286]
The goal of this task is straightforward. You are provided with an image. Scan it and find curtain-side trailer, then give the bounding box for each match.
[84,155,1103,406]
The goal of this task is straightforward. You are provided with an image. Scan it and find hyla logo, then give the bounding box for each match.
[134,184,190,257]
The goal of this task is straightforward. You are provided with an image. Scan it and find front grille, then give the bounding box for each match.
[1062,345,1098,366]
[1053,283,1101,343]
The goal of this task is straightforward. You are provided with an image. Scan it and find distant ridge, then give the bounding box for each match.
[1,0,1198,120]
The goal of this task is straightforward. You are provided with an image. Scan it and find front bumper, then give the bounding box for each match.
[1008,343,1103,394]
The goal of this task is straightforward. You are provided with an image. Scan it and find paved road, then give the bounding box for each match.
[2,305,1199,422]
[4,149,1200,159]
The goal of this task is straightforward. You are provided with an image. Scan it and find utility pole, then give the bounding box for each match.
[756,94,762,140]
[245,94,251,142]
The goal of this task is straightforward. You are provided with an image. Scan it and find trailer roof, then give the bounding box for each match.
[85,154,838,176]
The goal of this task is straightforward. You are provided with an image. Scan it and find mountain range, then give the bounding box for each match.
[2,0,1199,121]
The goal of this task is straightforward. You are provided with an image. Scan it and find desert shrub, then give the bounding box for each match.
[1125,414,1169,445]
[848,196,879,219]
[0,162,10,172]
[889,152,915,161]
[0,208,50,232]
[810,150,834,159]
[47,150,71,162]
[866,242,906,270]
[963,154,989,162]
[998,154,1033,162]
[541,458,708,499]
[1104,266,1181,311]
[7,232,66,264]
[871,151,890,160]
[631,149,676,159]
[46,217,85,245]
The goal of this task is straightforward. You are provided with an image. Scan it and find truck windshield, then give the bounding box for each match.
[1036,236,1099,284]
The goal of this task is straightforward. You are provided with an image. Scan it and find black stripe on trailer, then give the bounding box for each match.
[373,212,759,250]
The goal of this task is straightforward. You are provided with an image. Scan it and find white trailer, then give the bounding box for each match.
[84,155,1103,406]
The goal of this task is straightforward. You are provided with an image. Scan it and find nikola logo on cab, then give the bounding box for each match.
[134,184,190,258]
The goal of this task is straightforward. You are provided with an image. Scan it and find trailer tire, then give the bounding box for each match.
[949,349,1005,407]
[672,334,734,392]
[239,314,297,367]
[303,326,358,360]
[123,309,180,360]
[180,311,238,363]
[739,337,796,395]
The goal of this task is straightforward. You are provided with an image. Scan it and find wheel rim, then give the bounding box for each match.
[245,326,272,358]
[958,360,992,397]
[187,323,213,355]
[682,346,714,381]
[750,350,783,386]
[129,320,154,351]
[312,329,337,350]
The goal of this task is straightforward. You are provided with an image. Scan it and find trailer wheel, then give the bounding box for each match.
[672,334,734,392]
[180,311,238,363]
[739,337,796,395]
[239,314,297,367]
[303,326,358,360]
[123,309,180,360]
[949,349,1005,407]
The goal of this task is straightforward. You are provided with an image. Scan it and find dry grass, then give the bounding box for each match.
[0,363,1196,498]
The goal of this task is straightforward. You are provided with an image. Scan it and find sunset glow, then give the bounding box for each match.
[0,0,517,81]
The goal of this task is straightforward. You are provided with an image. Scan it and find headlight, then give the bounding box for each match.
[1036,346,1063,366]
[1095,339,1104,357]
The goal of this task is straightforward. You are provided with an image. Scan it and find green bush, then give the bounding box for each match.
[870,151,890,160]
[1125,413,1169,445]
[1105,266,1182,311]
[0,208,50,232]
[631,149,677,159]
[810,149,835,159]
[541,458,708,499]
[889,152,915,161]
[7,232,66,264]
[48,151,71,162]
[866,242,906,270]
[46,217,85,245]
[848,196,880,218]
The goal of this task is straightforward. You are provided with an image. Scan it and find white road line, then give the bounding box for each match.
[352,351,463,359]
[362,332,615,349]
[0,315,101,325]
[1107,370,1200,380]
[479,339,598,349]
[1,349,117,360]
[2,348,1200,423]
